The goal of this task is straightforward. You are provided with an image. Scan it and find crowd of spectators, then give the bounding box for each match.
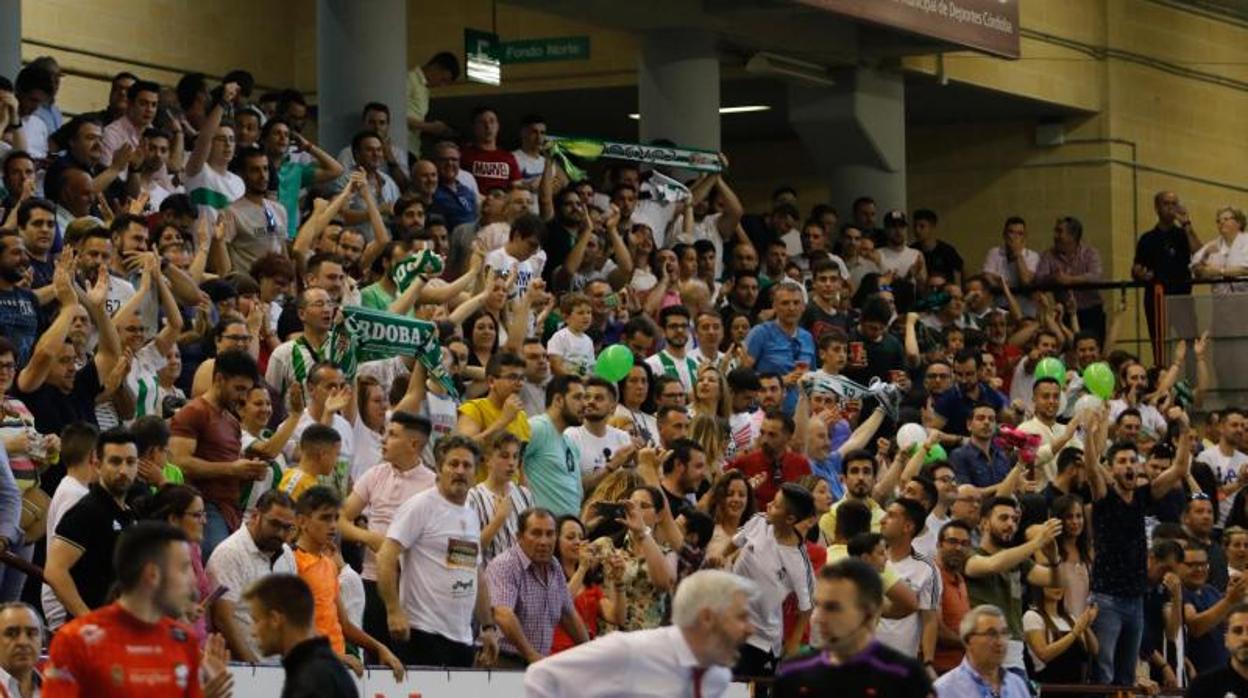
[0,48,1247,697]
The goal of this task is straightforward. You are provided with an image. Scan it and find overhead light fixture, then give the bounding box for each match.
[628,105,771,120]
[745,51,835,87]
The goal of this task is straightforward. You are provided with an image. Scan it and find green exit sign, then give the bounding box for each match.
[501,36,591,64]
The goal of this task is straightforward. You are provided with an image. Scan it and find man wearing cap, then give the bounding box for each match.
[877,210,926,285]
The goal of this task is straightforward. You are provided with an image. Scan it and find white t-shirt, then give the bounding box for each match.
[1196,445,1248,524]
[239,430,286,517]
[385,488,482,644]
[731,514,814,655]
[42,475,90,630]
[421,389,460,466]
[185,165,245,224]
[613,405,660,448]
[878,246,923,278]
[564,425,632,476]
[546,328,596,378]
[876,549,942,656]
[351,419,384,483]
[485,247,547,301]
[1022,609,1072,674]
[126,342,168,419]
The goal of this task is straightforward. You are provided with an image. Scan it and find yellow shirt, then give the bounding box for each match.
[278,468,319,503]
[406,67,429,156]
[818,497,885,544]
[459,398,531,442]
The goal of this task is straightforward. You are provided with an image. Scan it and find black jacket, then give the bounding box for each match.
[281,636,358,698]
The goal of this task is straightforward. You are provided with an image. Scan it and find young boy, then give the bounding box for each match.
[292,486,404,678]
[800,258,850,341]
[278,424,341,502]
[466,432,535,564]
[484,213,546,300]
[546,292,595,377]
[724,483,816,685]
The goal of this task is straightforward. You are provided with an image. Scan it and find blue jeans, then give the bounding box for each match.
[201,502,233,563]
[0,542,33,601]
[1090,591,1144,686]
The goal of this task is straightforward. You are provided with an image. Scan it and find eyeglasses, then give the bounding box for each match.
[1189,493,1211,501]
[969,629,1009,641]
[0,361,15,372]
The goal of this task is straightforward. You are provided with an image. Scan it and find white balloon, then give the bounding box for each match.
[1074,394,1103,417]
[897,423,927,452]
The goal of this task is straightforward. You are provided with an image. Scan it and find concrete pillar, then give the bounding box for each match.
[0,0,20,81]
[637,29,720,151]
[788,66,907,215]
[316,0,407,155]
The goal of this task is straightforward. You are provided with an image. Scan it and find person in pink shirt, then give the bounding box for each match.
[336,411,436,659]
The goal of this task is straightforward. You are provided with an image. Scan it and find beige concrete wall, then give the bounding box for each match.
[904,0,1248,355]
[20,0,312,114]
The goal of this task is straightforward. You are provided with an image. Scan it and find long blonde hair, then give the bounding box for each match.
[582,469,643,522]
[690,414,728,477]
[692,365,732,421]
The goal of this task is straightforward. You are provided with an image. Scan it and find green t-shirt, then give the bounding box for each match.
[360,282,395,312]
[277,159,316,238]
[965,546,1034,640]
[522,414,581,518]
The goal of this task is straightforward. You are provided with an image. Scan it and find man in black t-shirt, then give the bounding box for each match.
[775,558,932,698]
[42,427,139,620]
[911,209,964,285]
[1132,191,1201,362]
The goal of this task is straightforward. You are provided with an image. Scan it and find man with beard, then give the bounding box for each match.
[934,350,1006,437]
[487,508,587,666]
[775,559,931,698]
[524,375,586,517]
[206,490,298,664]
[1085,413,1193,685]
[1188,605,1248,697]
[949,404,1015,495]
[719,270,761,327]
[0,230,39,366]
[819,449,887,539]
[16,198,56,291]
[45,522,233,698]
[526,570,756,697]
[646,305,698,393]
[727,411,811,513]
[378,435,501,667]
[221,146,287,273]
[169,349,270,558]
[43,427,140,620]
[659,439,709,520]
[981,310,1022,395]
[933,520,974,673]
[963,496,1062,675]
[565,377,635,492]
[519,337,552,417]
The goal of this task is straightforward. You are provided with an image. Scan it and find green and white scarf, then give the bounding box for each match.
[328,305,458,398]
[544,135,724,182]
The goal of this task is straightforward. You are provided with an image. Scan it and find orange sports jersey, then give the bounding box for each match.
[43,603,203,698]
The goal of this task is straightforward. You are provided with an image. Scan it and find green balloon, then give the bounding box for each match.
[925,443,948,464]
[1035,357,1066,386]
[594,344,635,383]
[1083,361,1115,400]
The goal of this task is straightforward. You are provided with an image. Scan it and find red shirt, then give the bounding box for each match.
[933,565,970,673]
[460,145,521,193]
[987,342,1023,394]
[725,449,812,511]
[551,584,604,653]
[43,603,203,698]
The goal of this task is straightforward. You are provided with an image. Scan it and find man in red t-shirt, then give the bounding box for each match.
[43,521,233,698]
[460,106,520,193]
[726,410,812,511]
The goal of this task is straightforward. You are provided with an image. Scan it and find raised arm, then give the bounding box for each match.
[965,520,1059,578]
[16,254,78,393]
[357,179,392,274]
[185,83,238,178]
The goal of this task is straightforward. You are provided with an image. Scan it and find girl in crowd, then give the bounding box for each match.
[1022,583,1098,687]
[550,515,625,653]
[1052,493,1092,616]
[615,362,659,447]
[145,484,213,641]
[702,471,756,567]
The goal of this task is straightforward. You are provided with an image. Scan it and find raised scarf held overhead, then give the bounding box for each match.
[327,305,458,398]
[543,135,724,183]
